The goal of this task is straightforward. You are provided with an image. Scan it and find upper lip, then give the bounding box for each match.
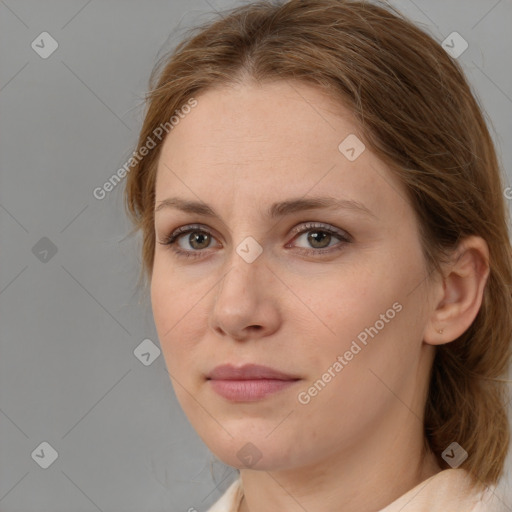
[207,364,300,381]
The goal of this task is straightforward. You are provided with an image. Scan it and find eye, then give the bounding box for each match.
[158,224,220,259]
[158,222,351,259]
[286,222,351,255]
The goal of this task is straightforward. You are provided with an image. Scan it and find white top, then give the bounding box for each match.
[206,469,506,512]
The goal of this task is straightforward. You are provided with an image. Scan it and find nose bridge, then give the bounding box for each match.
[221,198,267,267]
[209,236,273,334]
[217,238,265,300]
[210,191,270,308]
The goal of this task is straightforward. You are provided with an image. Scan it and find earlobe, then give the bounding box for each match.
[423,236,490,346]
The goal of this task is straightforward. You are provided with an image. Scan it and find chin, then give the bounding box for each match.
[199,434,300,472]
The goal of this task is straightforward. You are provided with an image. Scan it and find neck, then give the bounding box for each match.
[238,407,441,512]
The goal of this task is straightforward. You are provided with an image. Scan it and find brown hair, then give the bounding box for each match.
[124,0,512,488]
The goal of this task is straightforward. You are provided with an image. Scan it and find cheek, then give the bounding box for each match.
[301,257,422,380]
[300,268,391,344]
[150,267,205,367]
[151,256,204,328]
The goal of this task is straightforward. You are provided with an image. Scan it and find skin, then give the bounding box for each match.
[150,80,490,512]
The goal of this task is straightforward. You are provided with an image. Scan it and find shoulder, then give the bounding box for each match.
[203,470,508,511]
[205,477,243,512]
[380,469,505,512]
[471,483,510,512]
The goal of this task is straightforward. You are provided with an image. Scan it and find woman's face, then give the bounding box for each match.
[151,80,437,471]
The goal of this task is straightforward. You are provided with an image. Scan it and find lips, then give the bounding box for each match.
[206,363,300,381]
[206,364,301,401]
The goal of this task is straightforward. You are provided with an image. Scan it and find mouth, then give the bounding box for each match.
[206,363,301,402]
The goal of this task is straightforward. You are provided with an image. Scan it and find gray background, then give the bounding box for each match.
[1,0,511,510]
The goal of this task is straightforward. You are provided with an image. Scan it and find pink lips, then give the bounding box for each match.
[206,363,301,401]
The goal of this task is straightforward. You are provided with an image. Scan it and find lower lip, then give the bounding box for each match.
[208,379,299,401]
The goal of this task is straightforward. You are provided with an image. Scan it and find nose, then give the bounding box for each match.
[209,254,281,342]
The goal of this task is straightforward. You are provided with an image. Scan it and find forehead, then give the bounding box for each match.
[155,81,409,218]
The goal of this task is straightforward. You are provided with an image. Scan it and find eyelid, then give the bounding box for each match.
[158,221,352,257]
[160,222,350,241]
[287,222,351,244]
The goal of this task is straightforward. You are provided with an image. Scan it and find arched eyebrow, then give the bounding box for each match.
[154,196,376,220]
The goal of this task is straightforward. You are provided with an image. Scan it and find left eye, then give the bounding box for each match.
[290,225,348,250]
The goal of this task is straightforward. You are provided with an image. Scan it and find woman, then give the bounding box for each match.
[123,1,512,510]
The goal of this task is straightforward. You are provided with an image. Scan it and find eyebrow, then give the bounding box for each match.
[154,196,376,219]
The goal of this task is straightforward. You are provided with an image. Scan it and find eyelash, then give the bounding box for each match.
[158,222,352,260]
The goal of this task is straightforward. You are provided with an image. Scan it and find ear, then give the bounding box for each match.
[423,235,490,346]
